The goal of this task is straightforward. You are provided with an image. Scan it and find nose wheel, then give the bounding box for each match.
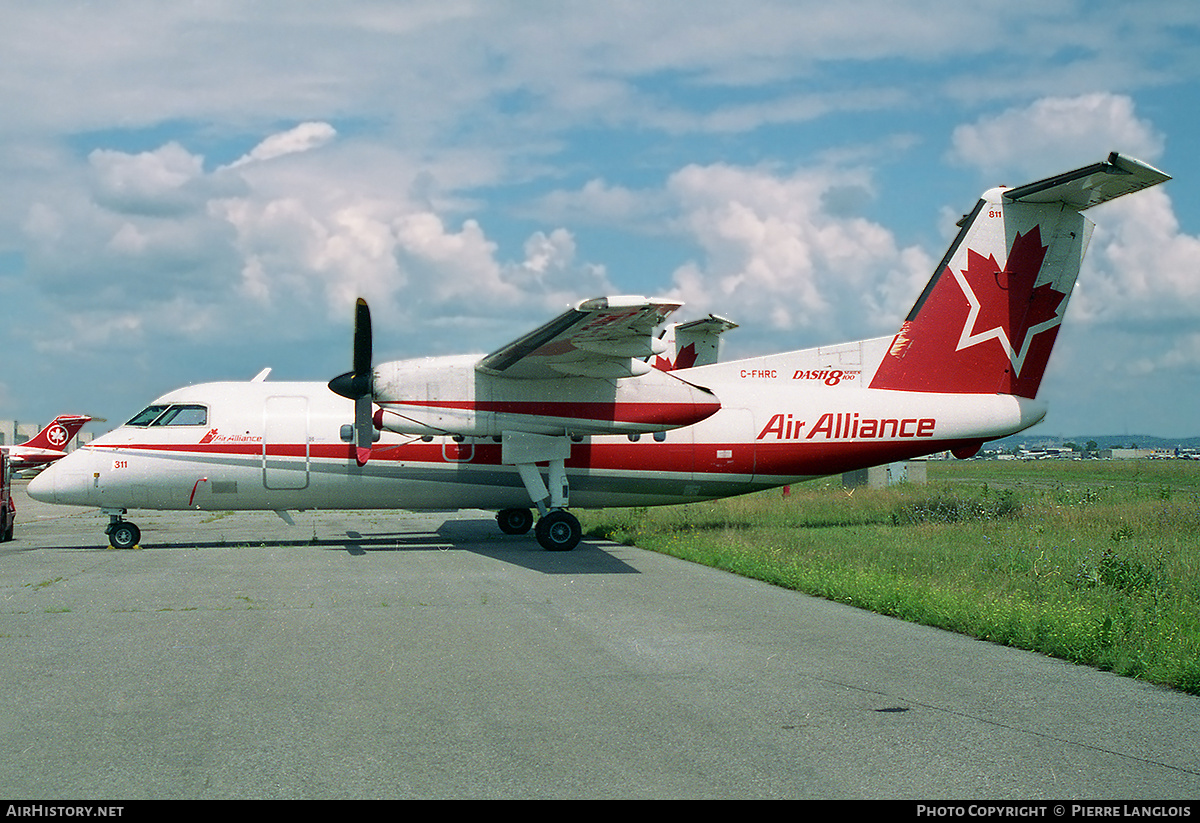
[105,514,141,549]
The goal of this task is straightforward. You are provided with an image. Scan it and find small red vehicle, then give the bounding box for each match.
[1,451,13,542]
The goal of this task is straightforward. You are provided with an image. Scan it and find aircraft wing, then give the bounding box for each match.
[476,296,680,379]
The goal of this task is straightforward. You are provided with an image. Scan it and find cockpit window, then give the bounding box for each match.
[126,405,169,426]
[126,404,208,427]
[153,404,208,426]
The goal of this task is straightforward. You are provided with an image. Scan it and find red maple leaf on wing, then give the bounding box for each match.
[955,226,1064,369]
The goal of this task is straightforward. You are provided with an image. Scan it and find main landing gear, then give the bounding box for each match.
[104,511,141,549]
[496,507,534,535]
[534,509,582,551]
[495,431,583,551]
[496,506,582,551]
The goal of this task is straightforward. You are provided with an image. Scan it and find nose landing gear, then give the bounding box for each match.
[104,511,141,549]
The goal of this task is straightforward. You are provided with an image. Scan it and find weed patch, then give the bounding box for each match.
[890,489,1020,525]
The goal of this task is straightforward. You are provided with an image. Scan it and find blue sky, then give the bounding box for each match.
[1,1,1199,438]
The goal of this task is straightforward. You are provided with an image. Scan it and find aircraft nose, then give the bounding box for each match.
[27,450,96,506]
[26,464,57,503]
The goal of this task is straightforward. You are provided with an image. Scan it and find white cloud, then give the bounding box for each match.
[659,162,932,347]
[532,179,667,227]
[1073,188,1200,323]
[15,122,616,361]
[948,93,1165,178]
[227,122,337,168]
[88,142,207,216]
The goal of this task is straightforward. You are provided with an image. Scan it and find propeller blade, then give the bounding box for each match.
[353,297,372,378]
[355,394,373,466]
[327,297,377,465]
[328,298,375,400]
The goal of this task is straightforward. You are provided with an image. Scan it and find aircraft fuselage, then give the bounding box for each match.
[31,350,1044,516]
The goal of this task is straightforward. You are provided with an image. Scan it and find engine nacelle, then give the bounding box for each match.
[370,354,721,438]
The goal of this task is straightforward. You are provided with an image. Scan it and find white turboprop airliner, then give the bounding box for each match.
[29,153,1170,550]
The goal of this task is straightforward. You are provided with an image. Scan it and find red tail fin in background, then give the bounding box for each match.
[21,415,91,451]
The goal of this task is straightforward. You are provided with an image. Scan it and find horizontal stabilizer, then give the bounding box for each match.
[1002,152,1171,211]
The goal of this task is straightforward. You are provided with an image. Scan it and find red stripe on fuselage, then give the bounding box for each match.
[95,436,973,480]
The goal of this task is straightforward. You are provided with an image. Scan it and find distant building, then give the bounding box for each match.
[1100,448,1172,459]
[843,461,927,489]
[0,420,37,447]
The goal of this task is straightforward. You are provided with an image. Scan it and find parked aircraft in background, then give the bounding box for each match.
[2,415,95,471]
[29,153,1170,550]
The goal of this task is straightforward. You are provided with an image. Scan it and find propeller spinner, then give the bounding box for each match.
[328,298,375,466]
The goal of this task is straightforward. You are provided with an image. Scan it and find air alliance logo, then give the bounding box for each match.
[757,412,936,441]
[199,428,261,445]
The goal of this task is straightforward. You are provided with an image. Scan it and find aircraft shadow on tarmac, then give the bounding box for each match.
[336,521,641,575]
[31,517,640,575]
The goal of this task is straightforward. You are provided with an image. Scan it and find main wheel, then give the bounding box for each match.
[108,521,141,549]
[496,507,534,535]
[535,510,581,551]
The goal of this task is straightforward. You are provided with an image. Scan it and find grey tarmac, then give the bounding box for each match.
[2,480,1197,800]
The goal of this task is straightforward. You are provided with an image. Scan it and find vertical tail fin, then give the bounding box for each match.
[23,415,91,450]
[653,314,738,371]
[869,153,1169,398]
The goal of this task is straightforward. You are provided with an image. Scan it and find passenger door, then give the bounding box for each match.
[263,396,310,490]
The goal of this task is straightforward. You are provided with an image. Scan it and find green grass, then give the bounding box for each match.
[578,459,1200,695]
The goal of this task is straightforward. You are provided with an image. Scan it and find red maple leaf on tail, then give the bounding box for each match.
[870,225,1066,397]
[957,227,1062,362]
